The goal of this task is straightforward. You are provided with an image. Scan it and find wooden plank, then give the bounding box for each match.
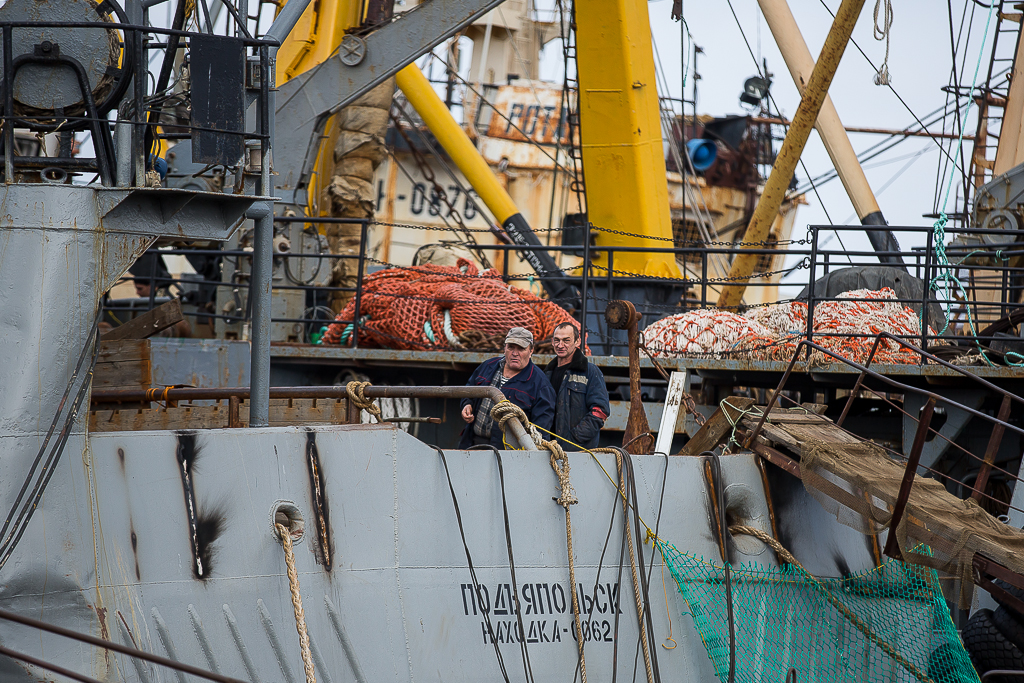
[765,413,833,424]
[93,359,152,388]
[98,339,151,363]
[101,299,184,341]
[679,397,754,455]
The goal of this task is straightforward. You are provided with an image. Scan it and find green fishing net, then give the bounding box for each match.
[657,540,978,683]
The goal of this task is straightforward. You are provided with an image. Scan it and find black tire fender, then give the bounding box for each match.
[964,608,1024,677]
[994,607,1024,652]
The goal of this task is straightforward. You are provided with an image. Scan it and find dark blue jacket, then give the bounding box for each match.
[458,357,556,449]
[544,349,610,450]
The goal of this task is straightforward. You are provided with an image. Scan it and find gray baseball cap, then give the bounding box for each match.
[504,327,534,348]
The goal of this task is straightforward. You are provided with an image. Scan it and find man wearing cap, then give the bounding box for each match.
[458,327,556,449]
[544,321,609,450]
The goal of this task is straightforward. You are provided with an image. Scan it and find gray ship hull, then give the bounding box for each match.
[0,422,896,682]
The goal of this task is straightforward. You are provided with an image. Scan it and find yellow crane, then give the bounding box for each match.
[273,0,684,308]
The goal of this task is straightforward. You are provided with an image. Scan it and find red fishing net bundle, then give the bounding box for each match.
[321,258,581,350]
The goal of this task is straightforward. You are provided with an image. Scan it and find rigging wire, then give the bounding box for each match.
[472,445,536,683]
[725,0,760,72]
[815,0,971,174]
[430,445,513,683]
[719,3,851,259]
[0,315,101,569]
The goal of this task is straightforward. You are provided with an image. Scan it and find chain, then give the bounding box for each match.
[569,258,810,283]
[339,217,808,251]
[681,392,707,427]
[360,252,807,285]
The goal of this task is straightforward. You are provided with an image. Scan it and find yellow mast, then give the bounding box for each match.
[574,0,680,279]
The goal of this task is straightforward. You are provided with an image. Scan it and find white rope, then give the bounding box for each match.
[276,523,317,683]
[872,0,893,85]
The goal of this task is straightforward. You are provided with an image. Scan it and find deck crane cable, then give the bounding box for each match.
[723,0,852,257]
[438,65,580,177]
[942,0,976,217]
[792,97,969,195]
[467,445,537,683]
[430,445,513,682]
[0,313,101,570]
[650,32,723,274]
[389,99,496,269]
[816,0,972,172]
[721,1,852,267]
[934,0,970,215]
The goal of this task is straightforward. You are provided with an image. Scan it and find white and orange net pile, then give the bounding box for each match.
[643,288,934,364]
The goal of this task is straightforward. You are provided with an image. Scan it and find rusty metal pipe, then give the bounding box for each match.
[90,385,537,449]
[883,396,935,559]
[973,394,1013,502]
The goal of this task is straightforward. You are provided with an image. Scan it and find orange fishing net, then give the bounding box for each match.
[807,287,933,364]
[321,259,581,350]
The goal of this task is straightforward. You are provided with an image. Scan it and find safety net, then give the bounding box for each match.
[657,539,979,683]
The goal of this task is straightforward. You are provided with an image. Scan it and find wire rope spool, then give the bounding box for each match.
[0,0,134,125]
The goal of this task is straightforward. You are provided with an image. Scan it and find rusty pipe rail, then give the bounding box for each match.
[90,385,538,450]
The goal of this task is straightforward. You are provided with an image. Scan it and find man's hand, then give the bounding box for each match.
[461,404,475,423]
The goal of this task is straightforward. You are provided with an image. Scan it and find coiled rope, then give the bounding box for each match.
[489,400,587,682]
[871,0,893,85]
[345,381,383,423]
[275,523,317,683]
[729,525,934,683]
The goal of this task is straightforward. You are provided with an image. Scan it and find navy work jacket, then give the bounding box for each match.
[457,356,556,449]
[544,349,610,450]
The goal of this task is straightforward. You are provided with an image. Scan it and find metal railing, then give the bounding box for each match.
[0,16,275,187]
[801,224,1024,359]
[104,220,1024,358]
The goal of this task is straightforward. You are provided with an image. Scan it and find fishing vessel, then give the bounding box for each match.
[5,0,1024,681]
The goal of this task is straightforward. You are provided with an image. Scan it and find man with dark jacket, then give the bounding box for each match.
[544,322,610,450]
[458,327,556,449]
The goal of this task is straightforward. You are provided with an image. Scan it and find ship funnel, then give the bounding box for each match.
[686,139,718,172]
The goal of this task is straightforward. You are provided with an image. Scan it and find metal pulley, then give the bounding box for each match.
[0,0,133,122]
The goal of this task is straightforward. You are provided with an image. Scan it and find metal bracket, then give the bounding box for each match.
[273,0,507,207]
[339,34,366,66]
[884,396,935,560]
[974,553,1024,617]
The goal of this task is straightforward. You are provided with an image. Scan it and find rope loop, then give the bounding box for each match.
[549,446,578,508]
[345,380,383,423]
[872,0,893,85]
